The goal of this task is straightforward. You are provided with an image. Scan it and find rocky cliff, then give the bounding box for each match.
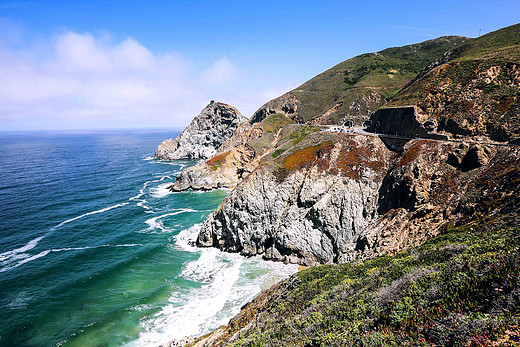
[169,113,296,192]
[196,127,519,265]
[197,133,393,265]
[154,101,247,160]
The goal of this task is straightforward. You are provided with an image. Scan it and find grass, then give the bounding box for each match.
[450,23,520,63]
[289,125,323,145]
[261,113,294,133]
[247,114,295,156]
[203,211,520,346]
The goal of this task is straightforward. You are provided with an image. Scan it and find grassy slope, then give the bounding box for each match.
[194,210,520,346]
[450,23,520,62]
[291,36,467,124]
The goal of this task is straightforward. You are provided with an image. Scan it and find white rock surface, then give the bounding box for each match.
[155,101,247,160]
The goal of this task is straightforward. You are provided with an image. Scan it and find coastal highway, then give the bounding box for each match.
[323,125,520,149]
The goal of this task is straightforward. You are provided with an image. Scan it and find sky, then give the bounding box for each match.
[0,0,519,131]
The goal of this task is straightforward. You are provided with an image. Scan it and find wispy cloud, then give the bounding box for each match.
[0,31,291,130]
[201,57,238,85]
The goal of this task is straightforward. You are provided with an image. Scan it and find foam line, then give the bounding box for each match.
[0,236,43,261]
[54,202,129,228]
[50,244,142,252]
[149,182,173,198]
[145,210,199,232]
[0,244,144,273]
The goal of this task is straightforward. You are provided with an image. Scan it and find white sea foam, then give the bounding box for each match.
[149,182,172,198]
[50,244,142,252]
[143,210,198,233]
[0,236,43,262]
[17,250,51,265]
[174,223,202,252]
[0,243,143,273]
[130,171,178,211]
[131,225,299,347]
[134,248,243,346]
[54,202,129,228]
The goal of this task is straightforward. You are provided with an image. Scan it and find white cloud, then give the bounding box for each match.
[0,31,294,130]
[201,57,238,85]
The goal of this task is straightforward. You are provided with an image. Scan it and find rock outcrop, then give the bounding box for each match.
[155,101,247,160]
[348,141,518,262]
[385,24,520,143]
[196,131,519,266]
[169,113,294,192]
[368,106,447,140]
[250,92,302,124]
[196,133,393,265]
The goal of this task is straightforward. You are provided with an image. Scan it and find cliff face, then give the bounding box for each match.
[196,128,519,265]
[169,113,295,192]
[197,133,393,265]
[154,101,247,160]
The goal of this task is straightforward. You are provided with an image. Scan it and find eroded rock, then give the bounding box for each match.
[155,101,247,160]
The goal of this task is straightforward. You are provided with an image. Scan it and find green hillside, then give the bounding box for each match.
[252,36,468,125]
[450,22,520,62]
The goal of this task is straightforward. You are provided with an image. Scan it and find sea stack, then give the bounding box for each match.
[155,100,248,160]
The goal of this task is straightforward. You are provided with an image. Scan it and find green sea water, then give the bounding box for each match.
[0,130,298,346]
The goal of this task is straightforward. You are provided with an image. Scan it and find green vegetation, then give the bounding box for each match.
[271,148,286,158]
[289,125,323,145]
[450,23,520,62]
[213,212,520,346]
[247,113,295,154]
[290,36,467,124]
[261,113,295,133]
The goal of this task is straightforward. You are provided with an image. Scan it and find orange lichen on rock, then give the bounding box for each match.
[206,151,230,171]
[278,137,389,182]
[282,141,334,172]
[336,140,386,180]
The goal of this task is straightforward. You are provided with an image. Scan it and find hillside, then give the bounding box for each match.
[384,23,520,142]
[251,36,468,125]
[190,210,520,346]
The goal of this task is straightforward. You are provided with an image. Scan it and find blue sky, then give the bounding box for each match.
[0,0,519,130]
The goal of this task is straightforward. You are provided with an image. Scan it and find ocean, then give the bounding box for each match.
[0,130,298,346]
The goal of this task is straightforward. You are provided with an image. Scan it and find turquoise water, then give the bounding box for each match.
[0,130,298,346]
